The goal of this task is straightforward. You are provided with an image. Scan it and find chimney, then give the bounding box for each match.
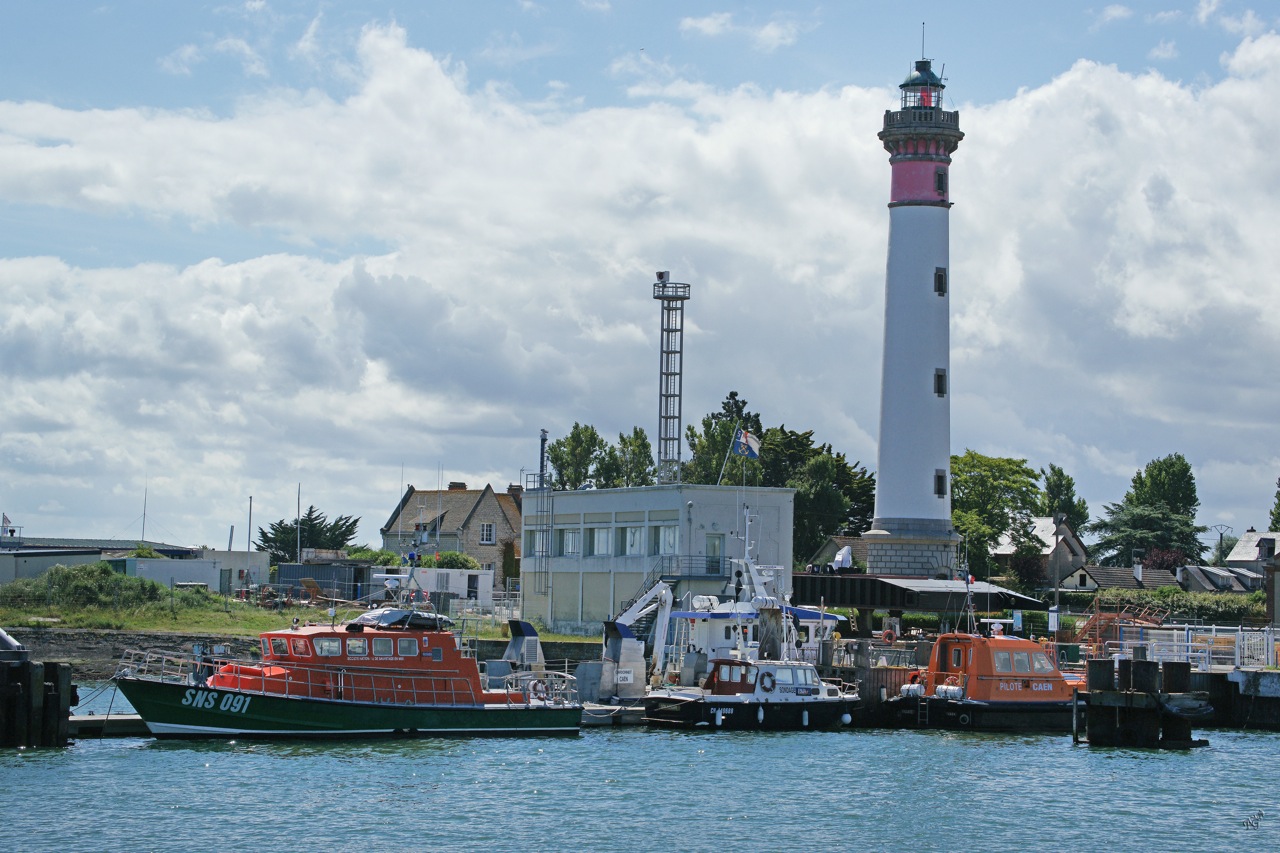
[507,484,523,508]
[448,482,467,491]
[1133,559,1143,584]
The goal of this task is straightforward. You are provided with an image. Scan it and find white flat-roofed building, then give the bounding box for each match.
[521,483,794,634]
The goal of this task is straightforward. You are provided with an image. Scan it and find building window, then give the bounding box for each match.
[479,522,496,545]
[555,528,581,556]
[526,529,549,557]
[651,525,679,556]
[586,527,611,557]
[934,267,948,296]
[1077,574,1087,588]
[934,469,948,498]
[935,168,947,194]
[618,526,645,556]
[934,368,948,397]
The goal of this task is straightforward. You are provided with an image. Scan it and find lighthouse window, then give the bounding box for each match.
[934,369,948,397]
[934,470,948,498]
[935,169,947,194]
[934,267,948,296]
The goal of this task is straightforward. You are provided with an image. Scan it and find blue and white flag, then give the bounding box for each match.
[731,427,761,459]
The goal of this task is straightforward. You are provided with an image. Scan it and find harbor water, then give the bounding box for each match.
[2,686,1277,852]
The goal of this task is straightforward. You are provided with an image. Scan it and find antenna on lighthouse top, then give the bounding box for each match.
[921,22,926,59]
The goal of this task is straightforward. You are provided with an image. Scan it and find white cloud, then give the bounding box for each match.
[478,31,558,66]
[160,44,203,75]
[3,23,1280,544]
[1219,10,1267,36]
[679,12,803,53]
[1196,0,1223,25]
[1148,39,1179,60]
[680,13,734,38]
[1092,5,1134,30]
[215,37,269,77]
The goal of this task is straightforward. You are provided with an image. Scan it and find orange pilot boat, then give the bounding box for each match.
[887,630,1085,731]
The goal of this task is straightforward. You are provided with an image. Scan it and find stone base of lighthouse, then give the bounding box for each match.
[864,518,961,578]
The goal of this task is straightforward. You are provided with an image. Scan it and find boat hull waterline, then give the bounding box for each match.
[116,677,581,738]
[643,692,856,730]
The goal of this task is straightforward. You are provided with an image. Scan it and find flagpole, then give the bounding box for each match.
[716,422,741,486]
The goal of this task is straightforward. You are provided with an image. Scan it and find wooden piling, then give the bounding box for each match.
[1086,658,1114,691]
[1,660,75,748]
[1084,659,1207,749]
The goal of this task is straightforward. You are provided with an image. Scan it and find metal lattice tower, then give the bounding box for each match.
[653,271,691,484]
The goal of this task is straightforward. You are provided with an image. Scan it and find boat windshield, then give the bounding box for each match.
[994,649,1058,675]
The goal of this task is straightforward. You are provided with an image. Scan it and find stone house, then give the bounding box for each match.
[381,482,522,590]
[991,517,1088,589]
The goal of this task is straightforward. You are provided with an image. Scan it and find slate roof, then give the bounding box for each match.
[382,486,489,536]
[992,517,1087,560]
[1226,530,1279,563]
[1082,564,1180,590]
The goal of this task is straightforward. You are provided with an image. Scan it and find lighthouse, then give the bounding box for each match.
[866,58,964,578]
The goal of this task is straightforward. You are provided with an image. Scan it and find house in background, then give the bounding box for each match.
[1226,528,1278,575]
[805,535,868,573]
[1063,563,1179,592]
[381,482,522,591]
[991,517,1088,590]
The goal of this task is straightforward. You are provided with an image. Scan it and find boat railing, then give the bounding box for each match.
[500,669,578,707]
[117,648,579,708]
[116,649,485,706]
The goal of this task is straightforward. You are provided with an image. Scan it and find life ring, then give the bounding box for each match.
[908,670,922,684]
[944,676,959,687]
[881,629,896,645]
[759,672,776,693]
[529,679,548,702]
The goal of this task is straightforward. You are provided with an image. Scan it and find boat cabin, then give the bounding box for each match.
[205,608,526,705]
[918,633,1078,703]
[701,659,825,698]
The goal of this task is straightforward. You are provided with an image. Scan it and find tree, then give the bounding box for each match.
[1143,547,1189,575]
[682,395,875,560]
[431,551,481,571]
[594,427,656,488]
[1037,463,1090,533]
[256,505,360,565]
[1089,501,1207,566]
[788,453,853,561]
[1269,475,1280,531]
[950,450,1042,579]
[547,422,605,490]
[683,414,758,485]
[1126,453,1200,519]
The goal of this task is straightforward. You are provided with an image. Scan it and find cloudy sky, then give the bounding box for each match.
[2,1,1277,552]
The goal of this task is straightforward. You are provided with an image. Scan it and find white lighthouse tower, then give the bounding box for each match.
[866,58,964,577]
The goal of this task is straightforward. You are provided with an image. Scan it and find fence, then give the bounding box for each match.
[1101,625,1277,669]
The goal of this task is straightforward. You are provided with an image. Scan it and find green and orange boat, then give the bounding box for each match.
[114,608,580,738]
